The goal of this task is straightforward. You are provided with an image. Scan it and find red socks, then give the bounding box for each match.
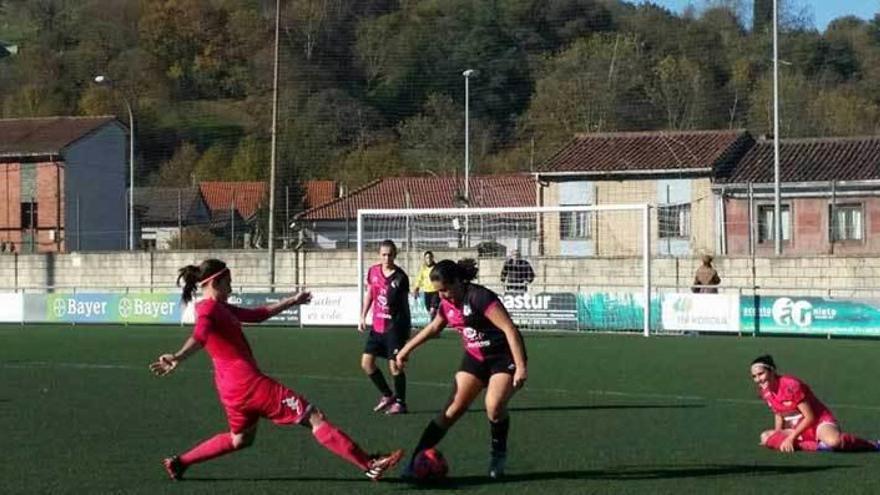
[179,433,236,466]
[763,431,877,452]
[838,433,878,452]
[312,421,371,470]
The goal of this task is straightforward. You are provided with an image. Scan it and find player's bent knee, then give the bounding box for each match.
[763,431,788,450]
[231,433,255,449]
[823,436,842,449]
[306,408,326,428]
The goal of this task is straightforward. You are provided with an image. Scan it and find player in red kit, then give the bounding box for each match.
[359,240,412,415]
[151,259,403,481]
[751,355,878,453]
[395,259,527,480]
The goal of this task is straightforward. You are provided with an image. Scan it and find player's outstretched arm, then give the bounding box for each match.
[150,337,203,377]
[395,314,445,369]
[485,304,528,389]
[266,292,312,317]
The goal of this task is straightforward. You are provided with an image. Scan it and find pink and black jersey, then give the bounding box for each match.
[438,283,512,361]
[366,264,411,334]
[192,298,271,406]
[759,374,836,428]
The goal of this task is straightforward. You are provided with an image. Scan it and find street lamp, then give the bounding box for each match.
[462,69,477,204]
[94,75,135,251]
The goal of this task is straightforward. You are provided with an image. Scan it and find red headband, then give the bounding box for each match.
[199,267,229,287]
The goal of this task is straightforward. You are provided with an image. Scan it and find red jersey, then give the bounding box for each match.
[759,374,836,429]
[192,298,271,406]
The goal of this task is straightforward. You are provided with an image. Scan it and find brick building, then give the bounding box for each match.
[0,116,127,253]
[535,130,754,256]
[716,136,880,256]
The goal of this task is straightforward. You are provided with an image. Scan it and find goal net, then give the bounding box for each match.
[357,205,653,335]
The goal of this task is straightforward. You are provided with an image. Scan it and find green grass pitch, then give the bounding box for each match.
[3,325,880,494]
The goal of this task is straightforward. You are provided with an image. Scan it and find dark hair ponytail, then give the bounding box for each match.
[751,354,776,371]
[177,258,227,304]
[430,258,479,285]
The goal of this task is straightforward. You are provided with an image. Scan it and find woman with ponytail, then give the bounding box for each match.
[395,258,527,480]
[151,259,402,481]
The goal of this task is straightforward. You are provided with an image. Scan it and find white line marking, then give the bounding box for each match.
[6,360,880,412]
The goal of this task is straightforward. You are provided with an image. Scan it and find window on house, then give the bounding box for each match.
[658,203,691,238]
[20,202,37,230]
[830,203,863,241]
[757,204,790,243]
[560,210,591,240]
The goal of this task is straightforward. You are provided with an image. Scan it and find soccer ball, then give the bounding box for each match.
[412,448,448,481]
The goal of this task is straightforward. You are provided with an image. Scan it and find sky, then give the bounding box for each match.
[654,1,879,30]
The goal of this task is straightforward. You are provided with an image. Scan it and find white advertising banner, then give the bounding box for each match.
[661,293,740,333]
[301,288,361,326]
[0,293,23,323]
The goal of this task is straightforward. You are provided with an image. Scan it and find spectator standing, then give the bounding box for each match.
[500,249,534,293]
[692,254,721,294]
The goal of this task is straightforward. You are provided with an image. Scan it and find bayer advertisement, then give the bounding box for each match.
[25,293,182,324]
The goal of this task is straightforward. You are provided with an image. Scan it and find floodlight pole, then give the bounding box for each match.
[268,0,280,289]
[772,0,782,255]
[462,69,477,203]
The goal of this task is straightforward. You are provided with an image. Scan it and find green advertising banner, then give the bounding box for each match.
[741,296,880,336]
[25,293,182,324]
[577,291,662,332]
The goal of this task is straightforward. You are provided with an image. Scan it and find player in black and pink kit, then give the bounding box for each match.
[358,239,412,415]
[396,259,527,480]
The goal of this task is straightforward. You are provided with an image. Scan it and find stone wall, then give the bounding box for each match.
[0,250,877,297]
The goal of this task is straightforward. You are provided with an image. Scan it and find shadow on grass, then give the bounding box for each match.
[402,464,855,489]
[185,463,852,485]
[404,403,705,415]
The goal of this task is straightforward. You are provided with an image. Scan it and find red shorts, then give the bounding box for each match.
[797,411,838,443]
[223,376,313,433]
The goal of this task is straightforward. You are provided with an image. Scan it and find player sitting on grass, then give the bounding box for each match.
[150,258,403,481]
[751,355,878,453]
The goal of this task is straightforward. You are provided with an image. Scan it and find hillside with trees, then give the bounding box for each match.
[1,0,878,195]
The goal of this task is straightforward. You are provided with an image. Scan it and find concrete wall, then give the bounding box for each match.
[1,250,879,298]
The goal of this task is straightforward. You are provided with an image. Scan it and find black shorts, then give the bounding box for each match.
[423,292,441,314]
[364,328,411,359]
[458,352,516,384]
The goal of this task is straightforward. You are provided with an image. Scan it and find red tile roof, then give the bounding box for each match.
[304,180,338,209]
[538,129,753,175]
[0,116,122,157]
[198,181,267,221]
[296,175,536,221]
[717,136,880,183]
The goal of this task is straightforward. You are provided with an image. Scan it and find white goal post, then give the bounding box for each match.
[357,204,652,336]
